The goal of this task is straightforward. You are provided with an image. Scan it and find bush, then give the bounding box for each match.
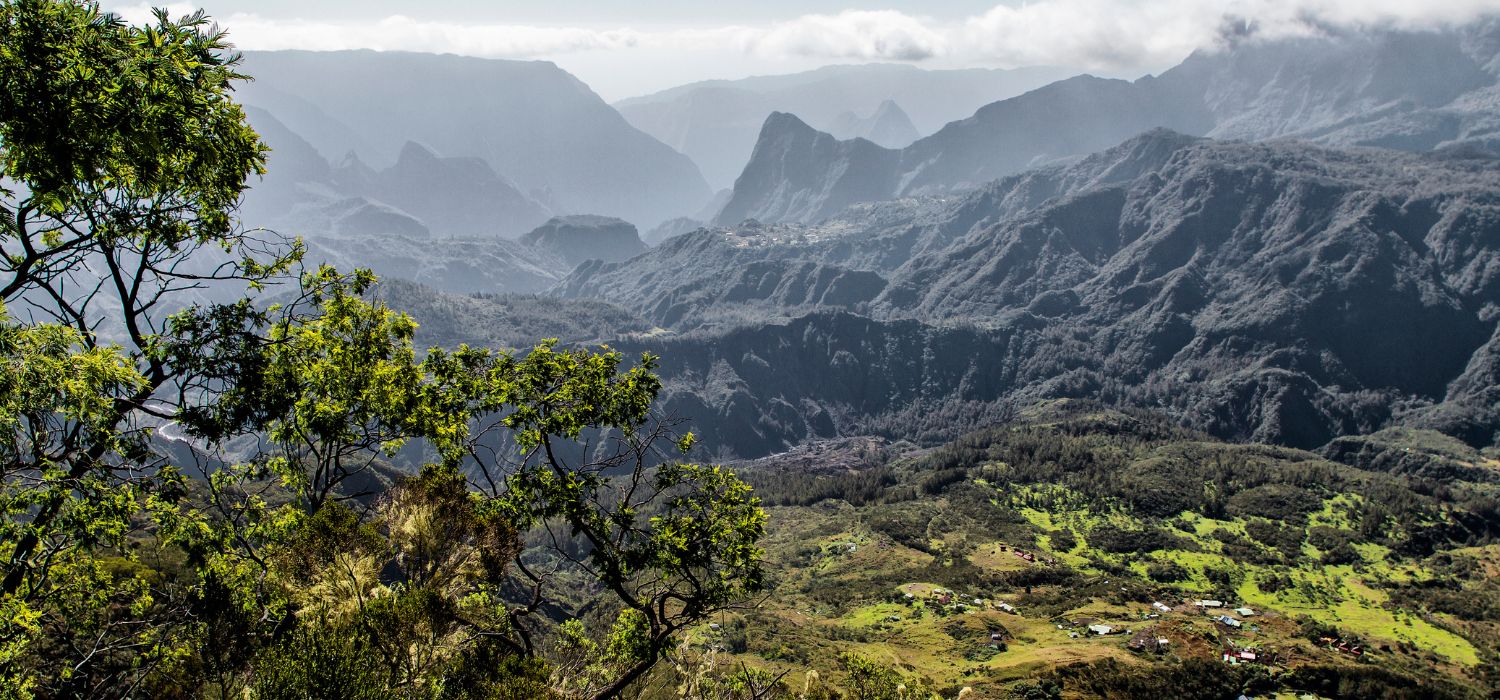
[1049,528,1078,552]
[1320,542,1361,566]
[1226,484,1322,522]
[1146,559,1190,583]
[252,626,388,700]
[1089,524,1189,553]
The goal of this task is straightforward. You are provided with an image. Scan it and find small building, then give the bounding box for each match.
[1196,600,1224,609]
[1088,624,1116,636]
[1152,601,1172,613]
[1334,641,1364,657]
[998,602,1017,614]
[1222,647,1258,664]
[1234,607,1256,617]
[1215,615,1242,628]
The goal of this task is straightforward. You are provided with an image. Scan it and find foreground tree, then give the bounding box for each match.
[0,2,766,697]
[0,2,300,693]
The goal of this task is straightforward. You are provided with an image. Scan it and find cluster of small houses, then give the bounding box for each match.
[903,588,1024,616]
[1318,636,1366,657]
[1047,599,1278,665]
[1189,599,1259,630]
[889,588,1365,666]
[1001,545,1056,566]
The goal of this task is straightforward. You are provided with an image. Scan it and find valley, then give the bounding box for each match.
[6,3,1500,697]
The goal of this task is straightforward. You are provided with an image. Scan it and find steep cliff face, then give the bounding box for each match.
[715,113,903,226]
[616,312,1019,458]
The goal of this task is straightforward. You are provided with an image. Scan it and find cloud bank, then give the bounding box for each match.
[107,1,1498,71]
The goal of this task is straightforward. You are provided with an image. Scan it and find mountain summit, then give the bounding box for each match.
[828,100,921,148]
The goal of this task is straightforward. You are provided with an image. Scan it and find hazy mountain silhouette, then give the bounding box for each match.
[616,63,1075,189]
[828,100,921,148]
[720,22,1500,225]
[238,50,712,229]
[519,215,648,268]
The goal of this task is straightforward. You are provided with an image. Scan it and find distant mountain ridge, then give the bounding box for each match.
[519,215,647,268]
[238,50,711,230]
[616,63,1076,189]
[719,21,1500,225]
[828,100,920,148]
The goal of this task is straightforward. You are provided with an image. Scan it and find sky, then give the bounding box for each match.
[102,1,1500,101]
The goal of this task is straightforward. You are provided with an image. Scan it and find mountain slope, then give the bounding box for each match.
[238,50,711,228]
[716,113,903,226]
[557,227,886,330]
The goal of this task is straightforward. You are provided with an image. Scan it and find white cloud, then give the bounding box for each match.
[102,1,1500,71]
[106,4,648,56]
[955,0,1500,70]
[745,10,947,61]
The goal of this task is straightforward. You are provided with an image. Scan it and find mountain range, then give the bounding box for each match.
[232,19,1500,465]
[616,63,1076,189]
[236,50,713,234]
[557,128,1500,457]
[719,22,1500,226]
